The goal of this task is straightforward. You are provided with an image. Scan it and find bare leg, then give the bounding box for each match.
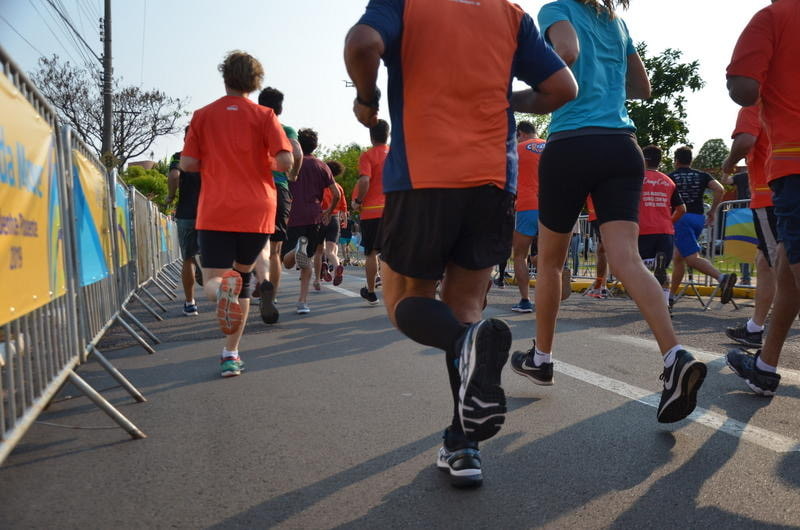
[759,245,800,367]
[535,224,572,353]
[299,265,312,304]
[202,263,255,352]
[670,249,686,295]
[269,240,283,295]
[365,251,379,292]
[181,256,197,302]
[601,221,678,353]
[595,242,608,289]
[253,244,270,285]
[512,231,534,300]
[752,250,776,326]
[684,253,722,282]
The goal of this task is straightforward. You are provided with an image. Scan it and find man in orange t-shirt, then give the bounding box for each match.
[726,0,800,395]
[510,121,544,313]
[181,51,292,378]
[352,119,389,305]
[721,105,776,349]
[319,160,348,287]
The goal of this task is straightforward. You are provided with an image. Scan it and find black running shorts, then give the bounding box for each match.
[360,218,383,254]
[197,230,269,269]
[752,206,778,267]
[270,185,293,242]
[539,134,644,234]
[323,214,341,243]
[637,233,674,267]
[381,185,515,280]
[282,224,323,259]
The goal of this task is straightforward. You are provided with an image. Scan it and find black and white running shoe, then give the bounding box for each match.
[718,273,738,304]
[458,318,511,442]
[294,236,311,269]
[258,280,279,324]
[436,440,482,488]
[657,349,707,423]
[726,348,780,396]
[510,346,553,386]
[725,323,763,348]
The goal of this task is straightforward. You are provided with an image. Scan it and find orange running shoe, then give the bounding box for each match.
[216,270,243,335]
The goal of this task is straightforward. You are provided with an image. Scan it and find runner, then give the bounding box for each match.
[345,0,576,488]
[318,160,347,287]
[511,121,545,313]
[180,50,293,377]
[725,0,800,396]
[166,127,202,316]
[352,120,389,305]
[668,145,737,306]
[637,145,686,309]
[281,128,340,315]
[253,87,304,324]
[511,0,708,426]
[721,105,776,349]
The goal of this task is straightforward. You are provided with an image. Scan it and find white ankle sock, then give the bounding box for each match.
[756,356,777,373]
[662,345,683,367]
[534,347,552,365]
[747,318,765,333]
[662,289,670,306]
[222,348,239,360]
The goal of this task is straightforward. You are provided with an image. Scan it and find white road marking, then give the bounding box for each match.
[557,360,800,453]
[603,334,800,385]
[326,280,800,452]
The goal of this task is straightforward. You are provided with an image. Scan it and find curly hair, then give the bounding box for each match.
[298,128,319,155]
[218,50,264,94]
[325,160,345,177]
[578,0,630,17]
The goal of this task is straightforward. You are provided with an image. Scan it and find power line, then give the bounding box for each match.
[27,0,82,65]
[0,14,47,57]
[140,0,147,85]
[49,0,95,70]
[44,0,101,63]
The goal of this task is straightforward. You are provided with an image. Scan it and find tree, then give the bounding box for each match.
[319,143,365,200]
[120,165,170,212]
[693,138,730,177]
[31,55,187,169]
[627,43,704,155]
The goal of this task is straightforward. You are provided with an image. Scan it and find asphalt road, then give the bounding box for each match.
[1,268,799,529]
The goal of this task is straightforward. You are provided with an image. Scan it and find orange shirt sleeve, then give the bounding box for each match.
[732,105,761,138]
[182,112,203,159]
[727,8,774,84]
[358,150,373,177]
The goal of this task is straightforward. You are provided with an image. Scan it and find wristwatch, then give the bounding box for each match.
[356,87,381,109]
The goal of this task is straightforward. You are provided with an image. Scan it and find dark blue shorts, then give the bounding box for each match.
[770,174,800,265]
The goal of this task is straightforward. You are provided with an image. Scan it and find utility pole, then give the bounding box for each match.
[101,0,113,167]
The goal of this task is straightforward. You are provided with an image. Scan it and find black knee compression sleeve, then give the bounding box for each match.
[237,270,254,298]
[394,297,468,352]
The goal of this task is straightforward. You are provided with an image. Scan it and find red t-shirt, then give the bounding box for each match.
[732,105,772,209]
[183,96,291,233]
[586,197,597,222]
[727,0,800,182]
[357,145,389,220]
[639,170,683,236]
[516,138,545,211]
[322,182,347,214]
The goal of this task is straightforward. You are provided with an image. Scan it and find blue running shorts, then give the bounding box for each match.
[515,210,539,237]
[674,212,705,258]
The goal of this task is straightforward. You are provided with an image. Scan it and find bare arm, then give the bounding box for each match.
[510,67,578,114]
[274,151,293,173]
[344,24,384,127]
[351,175,370,212]
[321,183,340,225]
[626,53,651,100]
[727,76,760,107]
[180,155,200,173]
[546,20,579,66]
[671,203,687,224]
[722,132,756,175]
[166,168,179,204]
[706,179,725,226]
[287,140,303,181]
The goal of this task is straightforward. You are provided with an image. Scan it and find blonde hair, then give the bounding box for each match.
[218,50,264,93]
[578,0,630,18]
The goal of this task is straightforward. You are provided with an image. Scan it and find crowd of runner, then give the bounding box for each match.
[164,0,799,489]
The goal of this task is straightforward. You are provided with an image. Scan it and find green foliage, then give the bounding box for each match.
[121,165,170,212]
[153,156,172,176]
[318,143,366,200]
[627,43,705,155]
[693,139,730,177]
[514,113,551,138]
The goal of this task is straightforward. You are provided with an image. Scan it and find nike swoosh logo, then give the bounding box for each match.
[664,365,678,390]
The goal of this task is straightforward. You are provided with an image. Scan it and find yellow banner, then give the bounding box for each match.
[0,73,66,325]
[73,150,113,272]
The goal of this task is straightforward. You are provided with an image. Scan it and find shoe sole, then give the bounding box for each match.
[221,369,241,377]
[720,273,738,304]
[295,237,311,269]
[724,330,762,348]
[333,266,344,286]
[259,281,279,324]
[511,363,554,386]
[183,311,198,316]
[216,272,243,335]
[436,451,483,488]
[657,360,707,423]
[511,307,533,313]
[724,357,775,396]
[459,319,511,442]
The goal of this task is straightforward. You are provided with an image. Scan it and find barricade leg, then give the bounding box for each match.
[130,292,164,321]
[115,314,156,354]
[90,346,146,403]
[151,277,177,300]
[120,308,160,344]
[140,287,168,312]
[67,372,146,439]
[158,269,179,289]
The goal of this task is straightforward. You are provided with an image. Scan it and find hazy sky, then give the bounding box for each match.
[1,0,770,163]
